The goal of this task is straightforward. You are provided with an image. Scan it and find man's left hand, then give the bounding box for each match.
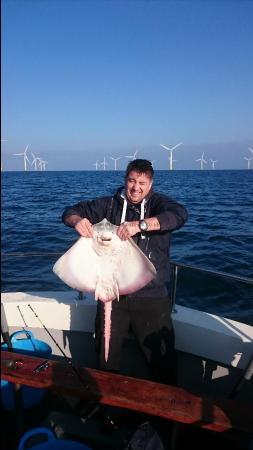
[117,221,139,240]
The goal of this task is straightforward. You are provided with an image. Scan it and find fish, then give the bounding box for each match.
[53,218,157,361]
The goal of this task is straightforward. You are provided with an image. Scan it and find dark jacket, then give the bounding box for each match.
[62,187,188,298]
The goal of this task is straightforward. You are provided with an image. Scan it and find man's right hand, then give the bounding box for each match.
[75,218,93,238]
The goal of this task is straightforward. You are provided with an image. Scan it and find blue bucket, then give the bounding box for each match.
[18,427,92,450]
[1,330,52,410]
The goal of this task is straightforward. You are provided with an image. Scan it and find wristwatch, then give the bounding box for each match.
[139,220,149,232]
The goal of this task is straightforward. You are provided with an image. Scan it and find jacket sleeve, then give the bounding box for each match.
[152,194,188,232]
[62,197,111,226]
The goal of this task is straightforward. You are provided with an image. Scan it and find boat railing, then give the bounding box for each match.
[169,260,253,313]
[2,252,253,312]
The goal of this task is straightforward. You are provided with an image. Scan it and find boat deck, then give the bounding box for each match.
[3,324,252,403]
[1,291,253,449]
[2,350,253,450]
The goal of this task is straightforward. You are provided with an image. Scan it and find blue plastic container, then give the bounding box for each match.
[18,427,92,450]
[1,330,52,410]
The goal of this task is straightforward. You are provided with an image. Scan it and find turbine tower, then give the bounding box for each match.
[125,149,139,161]
[92,161,99,170]
[210,159,218,169]
[196,153,207,170]
[110,156,122,170]
[40,160,48,171]
[100,157,108,171]
[37,158,43,171]
[13,145,30,171]
[31,152,40,171]
[171,158,177,168]
[160,142,182,170]
[1,139,6,171]
[244,157,253,169]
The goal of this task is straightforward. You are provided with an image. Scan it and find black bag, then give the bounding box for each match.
[127,421,165,450]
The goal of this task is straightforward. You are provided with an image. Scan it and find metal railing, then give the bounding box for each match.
[169,260,253,313]
[2,252,253,313]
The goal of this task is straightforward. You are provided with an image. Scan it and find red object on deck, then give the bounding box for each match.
[1,350,253,434]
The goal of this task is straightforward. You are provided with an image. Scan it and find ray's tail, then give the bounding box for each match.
[104,301,112,362]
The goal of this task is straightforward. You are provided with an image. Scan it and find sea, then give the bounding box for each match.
[1,170,253,326]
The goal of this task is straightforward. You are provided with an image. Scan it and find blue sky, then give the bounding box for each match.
[2,0,253,170]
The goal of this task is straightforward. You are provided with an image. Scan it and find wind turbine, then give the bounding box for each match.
[1,139,6,171]
[36,158,43,171]
[92,161,99,170]
[160,142,182,170]
[40,160,48,171]
[248,146,253,154]
[110,156,122,170]
[31,152,42,171]
[244,157,253,169]
[210,159,218,169]
[125,149,139,161]
[13,145,30,171]
[100,157,108,171]
[196,153,207,170]
[171,158,177,168]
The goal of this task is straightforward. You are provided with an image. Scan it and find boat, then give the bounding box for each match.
[1,260,253,449]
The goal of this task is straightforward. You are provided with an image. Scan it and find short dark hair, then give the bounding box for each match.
[125,159,154,179]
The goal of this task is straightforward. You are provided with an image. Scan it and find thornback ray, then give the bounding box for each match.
[53,219,157,362]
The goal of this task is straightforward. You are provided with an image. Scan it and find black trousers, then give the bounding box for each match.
[95,295,177,385]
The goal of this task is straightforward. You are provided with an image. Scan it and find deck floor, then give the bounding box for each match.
[1,389,252,450]
[1,326,253,449]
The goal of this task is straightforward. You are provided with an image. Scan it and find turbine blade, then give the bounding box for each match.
[160,144,170,151]
[170,142,182,151]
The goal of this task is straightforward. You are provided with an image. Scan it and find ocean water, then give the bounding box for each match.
[1,170,253,325]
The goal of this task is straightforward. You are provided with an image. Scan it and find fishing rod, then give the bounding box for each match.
[27,303,130,448]
[17,305,30,331]
[27,303,101,422]
[27,304,96,396]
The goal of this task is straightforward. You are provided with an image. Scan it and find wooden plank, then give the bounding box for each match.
[1,351,253,433]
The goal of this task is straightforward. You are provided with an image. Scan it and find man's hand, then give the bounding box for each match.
[117,221,139,241]
[75,218,93,238]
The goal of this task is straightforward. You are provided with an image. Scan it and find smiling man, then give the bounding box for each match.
[62,159,188,386]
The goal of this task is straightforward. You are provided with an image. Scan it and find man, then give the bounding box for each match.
[62,159,188,385]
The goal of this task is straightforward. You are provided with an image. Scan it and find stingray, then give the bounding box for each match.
[53,218,156,361]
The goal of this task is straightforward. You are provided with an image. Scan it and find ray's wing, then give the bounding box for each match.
[53,230,157,296]
[53,237,99,292]
[116,238,157,295]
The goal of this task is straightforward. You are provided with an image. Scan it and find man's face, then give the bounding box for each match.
[125,170,153,204]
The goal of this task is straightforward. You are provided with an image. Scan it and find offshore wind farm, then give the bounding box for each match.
[3,141,253,171]
[2,1,252,172]
[12,145,48,171]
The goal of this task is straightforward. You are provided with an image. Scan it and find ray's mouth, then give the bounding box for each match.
[97,235,113,246]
